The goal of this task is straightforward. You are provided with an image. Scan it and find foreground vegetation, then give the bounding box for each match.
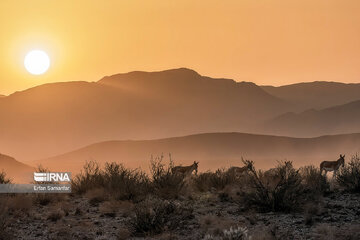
[0,155,359,239]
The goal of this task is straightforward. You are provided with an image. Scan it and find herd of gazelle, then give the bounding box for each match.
[171,155,346,177]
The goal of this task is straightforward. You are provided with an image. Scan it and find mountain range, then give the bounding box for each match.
[0,68,360,163]
[31,132,360,175]
[0,68,289,161]
[262,81,360,111]
[263,100,360,137]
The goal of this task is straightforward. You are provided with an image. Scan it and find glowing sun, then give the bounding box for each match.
[24,50,50,75]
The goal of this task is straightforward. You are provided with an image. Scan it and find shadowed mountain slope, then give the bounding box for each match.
[0,153,34,183]
[0,68,289,161]
[33,132,360,174]
[263,100,360,137]
[262,81,360,111]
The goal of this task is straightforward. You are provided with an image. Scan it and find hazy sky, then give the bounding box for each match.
[1,0,360,94]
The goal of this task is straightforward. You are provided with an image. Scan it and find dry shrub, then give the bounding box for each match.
[336,155,360,193]
[242,161,304,212]
[103,162,150,201]
[0,171,11,184]
[194,169,239,192]
[72,161,105,194]
[8,194,33,214]
[300,165,329,196]
[130,197,193,236]
[33,193,65,206]
[200,215,238,237]
[203,225,251,240]
[72,161,150,201]
[150,156,185,199]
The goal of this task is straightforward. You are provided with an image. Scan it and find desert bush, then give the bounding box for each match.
[150,156,185,199]
[72,161,104,194]
[103,162,150,201]
[0,171,11,184]
[300,165,329,196]
[194,169,239,192]
[203,226,251,240]
[72,161,150,201]
[130,196,193,236]
[243,161,304,212]
[336,155,360,193]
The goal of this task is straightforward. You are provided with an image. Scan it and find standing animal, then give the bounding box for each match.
[172,161,199,177]
[227,162,253,176]
[320,154,345,177]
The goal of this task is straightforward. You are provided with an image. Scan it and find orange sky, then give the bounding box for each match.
[1,0,360,94]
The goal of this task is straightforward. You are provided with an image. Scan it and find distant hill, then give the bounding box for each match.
[263,100,360,137]
[32,132,360,174]
[262,81,360,111]
[0,68,289,161]
[0,153,34,183]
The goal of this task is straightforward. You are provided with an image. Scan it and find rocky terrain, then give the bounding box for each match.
[2,157,360,240]
[2,191,359,240]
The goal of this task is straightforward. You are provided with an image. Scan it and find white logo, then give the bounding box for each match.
[34,172,71,182]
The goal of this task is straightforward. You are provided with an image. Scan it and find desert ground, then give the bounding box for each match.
[1,156,360,240]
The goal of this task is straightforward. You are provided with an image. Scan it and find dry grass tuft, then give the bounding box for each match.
[130,196,193,236]
[336,155,360,193]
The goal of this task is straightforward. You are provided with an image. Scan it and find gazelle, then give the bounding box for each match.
[320,154,345,177]
[172,161,199,177]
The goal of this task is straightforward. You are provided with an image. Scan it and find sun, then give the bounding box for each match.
[24,50,50,75]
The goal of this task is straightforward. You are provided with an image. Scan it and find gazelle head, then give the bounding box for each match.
[339,154,345,167]
[193,161,199,175]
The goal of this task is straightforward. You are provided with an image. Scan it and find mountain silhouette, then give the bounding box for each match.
[263,100,360,137]
[262,81,360,111]
[0,153,34,183]
[32,132,360,174]
[0,68,289,161]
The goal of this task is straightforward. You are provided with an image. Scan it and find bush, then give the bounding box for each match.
[300,165,329,196]
[130,197,193,236]
[0,171,11,184]
[203,226,251,240]
[103,162,150,201]
[336,155,360,192]
[72,161,104,194]
[150,156,185,199]
[243,161,304,212]
[194,169,239,192]
[72,161,150,201]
